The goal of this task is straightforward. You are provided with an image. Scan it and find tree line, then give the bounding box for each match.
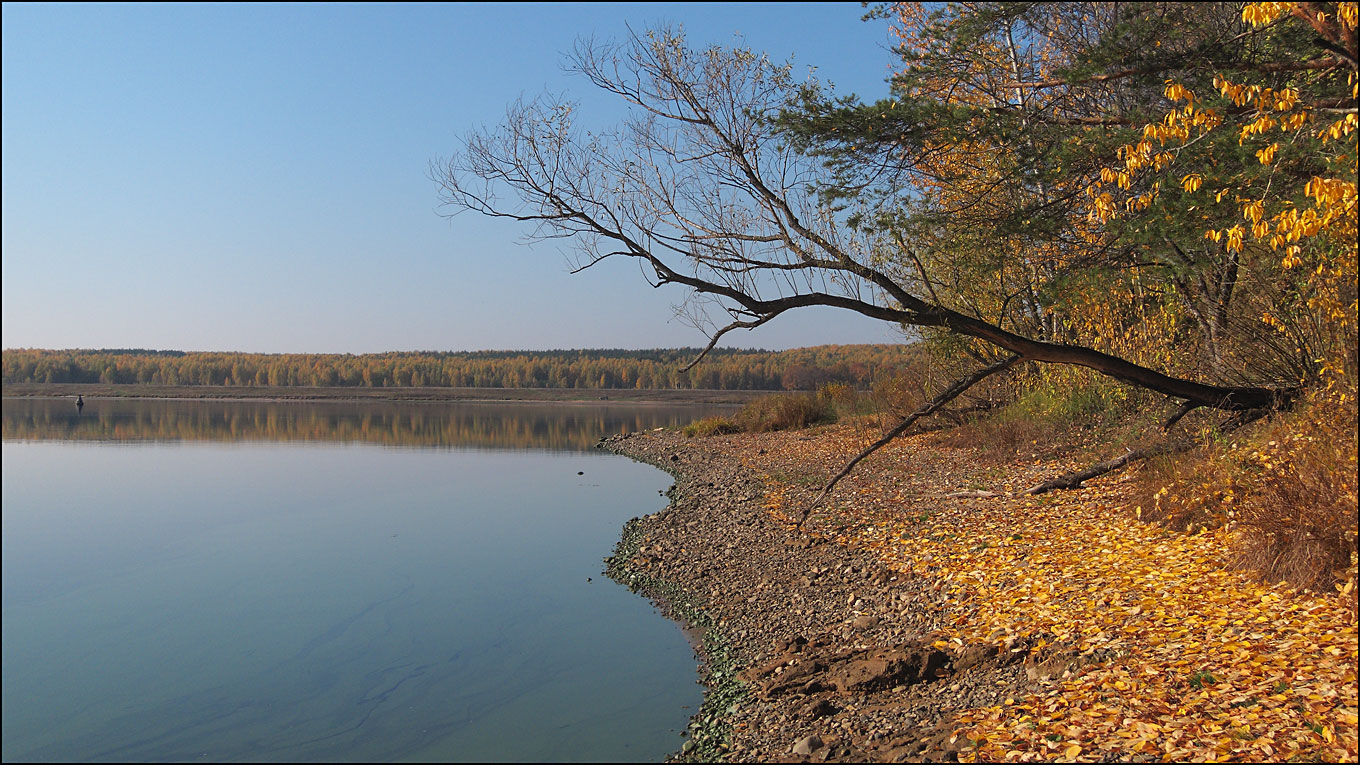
[0,345,919,391]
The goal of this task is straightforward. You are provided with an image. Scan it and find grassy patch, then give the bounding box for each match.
[683,416,741,438]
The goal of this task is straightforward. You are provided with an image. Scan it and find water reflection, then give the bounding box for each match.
[2,399,712,761]
[2,398,731,451]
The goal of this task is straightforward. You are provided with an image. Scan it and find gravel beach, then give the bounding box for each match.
[601,428,1035,763]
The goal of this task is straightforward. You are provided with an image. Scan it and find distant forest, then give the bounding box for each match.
[1,345,919,390]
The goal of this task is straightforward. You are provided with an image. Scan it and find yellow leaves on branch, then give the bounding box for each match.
[1241,2,1295,26]
[1244,1,1360,32]
[1084,15,1357,339]
[1318,112,1358,142]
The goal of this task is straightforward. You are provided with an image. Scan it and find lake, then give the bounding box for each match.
[1,397,726,762]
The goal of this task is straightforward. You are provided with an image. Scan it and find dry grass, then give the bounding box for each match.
[733,390,837,432]
[682,416,741,438]
[1133,391,1358,598]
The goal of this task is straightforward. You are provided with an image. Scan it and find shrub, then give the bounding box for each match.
[1133,390,1358,597]
[735,390,836,432]
[682,416,741,438]
[936,368,1138,457]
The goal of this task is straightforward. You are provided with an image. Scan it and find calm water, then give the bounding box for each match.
[2,398,724,762]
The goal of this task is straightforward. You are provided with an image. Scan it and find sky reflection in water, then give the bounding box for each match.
[2,398,718,762]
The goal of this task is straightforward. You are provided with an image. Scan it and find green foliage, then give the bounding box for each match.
[784,1,1357,395]
[1003,373,1126,427]
[1189,670,1219,691]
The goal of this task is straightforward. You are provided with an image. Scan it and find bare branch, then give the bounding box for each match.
[681,314,779,372]
[799,354,1023,527]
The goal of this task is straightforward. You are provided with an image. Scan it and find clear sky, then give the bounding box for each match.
[2,2,906,353]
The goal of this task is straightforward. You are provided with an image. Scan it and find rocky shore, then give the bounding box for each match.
[601,429,1034,763]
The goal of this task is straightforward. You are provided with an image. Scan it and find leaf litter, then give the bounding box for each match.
[743,422,1357,762]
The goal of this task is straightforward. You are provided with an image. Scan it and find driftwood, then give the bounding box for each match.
[798,355,1022,526]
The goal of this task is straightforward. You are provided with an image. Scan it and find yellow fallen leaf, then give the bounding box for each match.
[1064,743,1082,759]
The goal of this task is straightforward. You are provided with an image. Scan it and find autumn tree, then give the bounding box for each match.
[784,1,1355,395]
[432,21,1313,419]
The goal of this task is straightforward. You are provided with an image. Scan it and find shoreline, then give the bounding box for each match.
[603,425,1357,763]
[0,383,766,406]
[600,429,1031,762]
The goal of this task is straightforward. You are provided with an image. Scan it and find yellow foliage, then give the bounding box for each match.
[741,415,1359,763]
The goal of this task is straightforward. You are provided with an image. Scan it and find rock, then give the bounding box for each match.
[823,645,951,694]
[792,734,823,756]
[805,698,840,718]
[851,614,880,631]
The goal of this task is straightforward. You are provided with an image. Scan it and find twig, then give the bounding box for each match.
[1023,406,1275,495]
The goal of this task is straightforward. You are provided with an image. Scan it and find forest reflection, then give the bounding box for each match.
[2,398,730,452]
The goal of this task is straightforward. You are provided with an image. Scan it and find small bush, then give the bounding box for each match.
[682,416,741,438]
[937,369,1134,457]
[735,390,836,432]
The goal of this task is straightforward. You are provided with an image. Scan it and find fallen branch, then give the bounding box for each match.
[936,399,1001,425]
[799,354,1022,526]
[1023,444,1183,495]
[1023,406,1275,495]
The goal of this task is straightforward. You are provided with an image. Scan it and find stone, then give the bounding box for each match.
[792,734,823,756]
[851,614,880,631]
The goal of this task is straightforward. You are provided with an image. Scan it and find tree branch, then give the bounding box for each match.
[798,354,1022,527]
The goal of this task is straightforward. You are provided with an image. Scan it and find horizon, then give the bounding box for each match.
[2,341,908,356]
[2,4,904,354]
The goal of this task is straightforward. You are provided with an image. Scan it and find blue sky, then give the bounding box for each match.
[2,2,905,353]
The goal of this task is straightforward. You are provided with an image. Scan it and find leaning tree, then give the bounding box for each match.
[433,9,1353,513]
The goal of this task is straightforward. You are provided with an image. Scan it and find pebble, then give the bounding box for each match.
[791,734,822,755]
